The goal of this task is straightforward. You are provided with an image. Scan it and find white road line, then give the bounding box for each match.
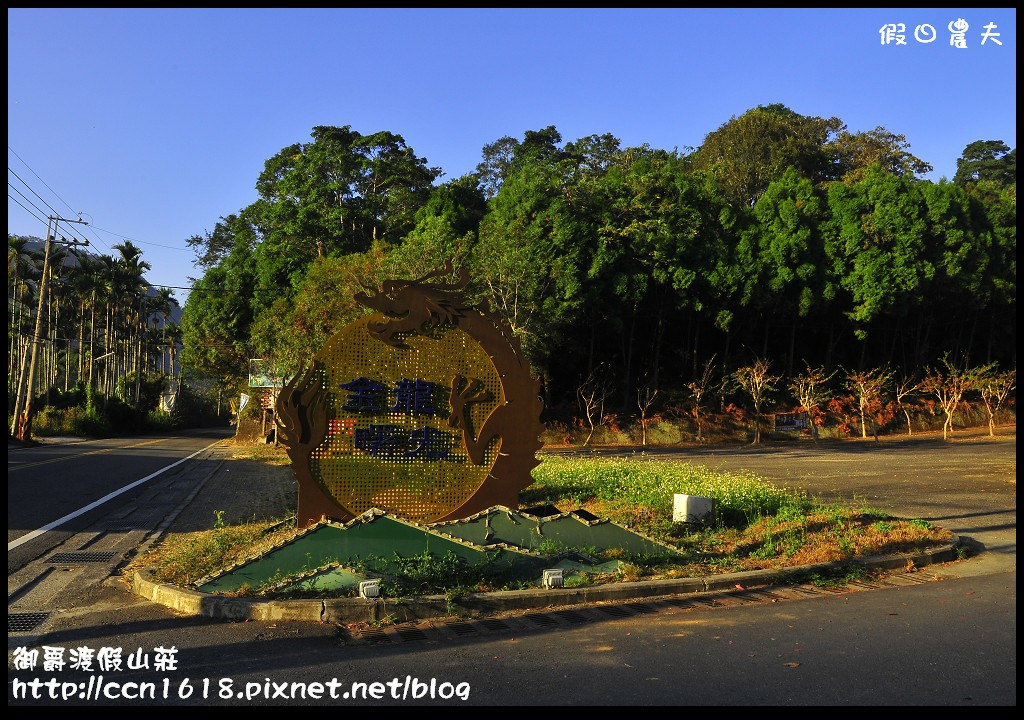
[7,440,223,552]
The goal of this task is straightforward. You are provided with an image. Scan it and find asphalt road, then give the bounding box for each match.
[7,429,1016,706]
[7,429,233,572]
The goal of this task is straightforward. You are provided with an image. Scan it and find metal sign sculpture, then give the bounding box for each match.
[277,264,544,527]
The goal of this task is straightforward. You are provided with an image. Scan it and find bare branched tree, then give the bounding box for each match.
[789,364,834,443]
[734,358,780,445]
[894,374,921,436]
[636,381,659,447]
[978,367,1015,437]
[846,367,893,439]
[577,366,611,446]
[919,356,982,441]
[686,355,716,442]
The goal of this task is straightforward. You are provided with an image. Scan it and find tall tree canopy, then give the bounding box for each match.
[954,140,1016,187]
[693,104,843,206]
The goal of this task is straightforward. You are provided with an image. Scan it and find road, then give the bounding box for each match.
[7,429,1016,706]
[7,429,233,573]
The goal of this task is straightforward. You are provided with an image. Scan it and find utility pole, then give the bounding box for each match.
[12,216,89,441]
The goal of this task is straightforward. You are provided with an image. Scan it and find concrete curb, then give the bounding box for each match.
[132,536,961,624]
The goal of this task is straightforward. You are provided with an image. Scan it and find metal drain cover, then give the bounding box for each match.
[359,629,392,644]
[479,619,511,632]
[445,621,478,636]
[395,627,429,642]
[9,612,49,633]
[524,613,559,627]
[48,551,119,563]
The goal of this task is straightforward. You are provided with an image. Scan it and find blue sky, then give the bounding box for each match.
[8,8,1017,307]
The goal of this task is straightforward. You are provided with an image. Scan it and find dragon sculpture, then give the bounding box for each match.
[278,262,544,525]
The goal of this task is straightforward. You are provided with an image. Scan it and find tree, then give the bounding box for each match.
[577,366,611,446]
[829,126,933,183]
[790,364,834,442]
[686,356,716,442]
[919,356,979,441]
[251,126,440,308]
[595,146,735,399]
[977,367,1015,437]
[636,381,658,447]
[845,367,891,439]
[893,373,921,436]
[471,131,599,389]
[179,266,252,383]
[734,358,780,444]
[474,126,564,199]
[693,104,843,206]
[383,175,487,280]
[737,168,835,373]
[825,167,934,341]
[954,140,1016,187]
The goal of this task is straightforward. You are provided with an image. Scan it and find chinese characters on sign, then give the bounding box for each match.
[879,19,1003,47]
[337,377,454,460]
[11,646,178,673]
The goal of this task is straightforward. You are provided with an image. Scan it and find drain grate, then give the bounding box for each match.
[788,585,824,596]
[594,605,632,618]
[49,551,118,563]
[359,629,392,644]
[479,619,511,632]
[395,626,429,642]
[445,621,478,637]
[746,589,788,601]
[662,597,698,609]
[524,613,559,627]
[893,573,934,585]
[9,612,49,633]
[722,592,760,605]
[554,609,591,624]
[624,602,658,614]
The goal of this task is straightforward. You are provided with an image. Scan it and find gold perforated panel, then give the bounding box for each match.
[309,316,501,523]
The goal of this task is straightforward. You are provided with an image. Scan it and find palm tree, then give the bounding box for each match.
[111,241,151,407]
[69,253,102,385]
[164,320,184,403]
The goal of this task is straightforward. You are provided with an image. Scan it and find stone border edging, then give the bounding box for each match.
[132,536,961,625]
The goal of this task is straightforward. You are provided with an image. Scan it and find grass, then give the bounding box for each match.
[130,455,955,597]
[126,511,297,586]
[226,441,292,465]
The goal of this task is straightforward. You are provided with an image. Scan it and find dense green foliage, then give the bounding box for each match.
[175,108,1015,423]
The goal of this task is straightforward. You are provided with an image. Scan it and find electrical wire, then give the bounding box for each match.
[7,192,48,225]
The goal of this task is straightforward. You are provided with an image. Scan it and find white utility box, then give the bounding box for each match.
[673,494,714,524]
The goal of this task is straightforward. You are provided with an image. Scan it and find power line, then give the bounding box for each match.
[6,170,91,246]
[8,167,62,218]
[7,171,93,247]
[7,181,53,223]
[8,145,80,217]
[7,149,107,250]
[7,192,48,225]
[89,225,192,251]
